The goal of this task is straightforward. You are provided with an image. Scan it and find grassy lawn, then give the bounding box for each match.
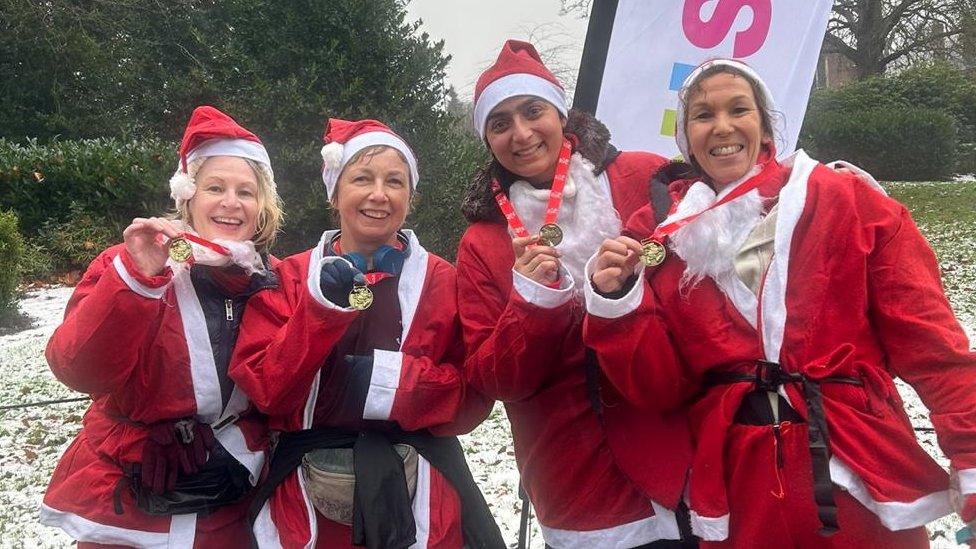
[887,180,976,329]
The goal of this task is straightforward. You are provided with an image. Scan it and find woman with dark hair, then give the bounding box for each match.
[457,40,694,548]
[42,106,283,547]
[230,119,501,549]
[586,59,976,547]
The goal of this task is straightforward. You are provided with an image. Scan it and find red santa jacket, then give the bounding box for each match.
[41,244,270,547]
[457,147,693,548]
[230,230,490,548]
[584,150,976,541]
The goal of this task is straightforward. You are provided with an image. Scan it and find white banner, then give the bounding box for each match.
[594,0,832,159]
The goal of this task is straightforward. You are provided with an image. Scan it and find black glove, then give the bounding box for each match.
[320,260,364,308]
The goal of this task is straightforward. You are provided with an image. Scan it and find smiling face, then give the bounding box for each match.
[685,72,772,190]
[484,95,566,187]
[187,156,260,242]
[333,146,410,251]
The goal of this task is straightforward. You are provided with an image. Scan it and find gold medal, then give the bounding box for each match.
[639,239,666,267]
[539,223,563,247]
[348,284,373,311]
[168,237,193,263]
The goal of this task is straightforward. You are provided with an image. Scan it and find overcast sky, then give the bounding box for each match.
[405,0,591,100]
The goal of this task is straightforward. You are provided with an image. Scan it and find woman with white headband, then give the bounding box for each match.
[586,59,976,547]
[229,118,502,548]
[41,105,283,547]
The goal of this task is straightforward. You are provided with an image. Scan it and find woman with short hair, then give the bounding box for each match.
[230,119,501,549]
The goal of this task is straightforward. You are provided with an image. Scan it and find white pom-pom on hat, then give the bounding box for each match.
[321,142,344,170]
[169,170,197,207]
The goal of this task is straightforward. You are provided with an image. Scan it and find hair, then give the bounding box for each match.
[679,65,783,179]
[174,156,284,250]
[329,144,417,221]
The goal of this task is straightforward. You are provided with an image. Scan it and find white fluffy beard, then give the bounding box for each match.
[508,154,621,291]
[667,181,764,293]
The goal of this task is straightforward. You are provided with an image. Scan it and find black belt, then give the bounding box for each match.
[706,360,862,537]
[248,427,504,549]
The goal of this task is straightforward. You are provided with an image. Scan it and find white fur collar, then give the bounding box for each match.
[508,153,621,291]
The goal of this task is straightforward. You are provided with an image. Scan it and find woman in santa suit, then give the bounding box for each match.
[229,118,502,549]
[586,59,976,548]
[457,40,694,548]
[41,106,283,547]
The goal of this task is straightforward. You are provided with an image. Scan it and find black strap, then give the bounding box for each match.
[352,432,416,549]
[800,379,839,536]
[249,428,505,549]
[583,347,603,417]
[703,360,853,536]
[517,482,531,549]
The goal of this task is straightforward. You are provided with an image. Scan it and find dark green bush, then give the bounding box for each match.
[33,202,118,274]
[0,137,173,234]
[0,209,25,312]
[802,63,975,178]
[804,107,957,181]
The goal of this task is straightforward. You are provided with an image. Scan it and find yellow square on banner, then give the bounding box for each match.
[660,109,677,137]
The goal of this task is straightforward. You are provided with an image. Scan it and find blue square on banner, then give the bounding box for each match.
[669,63,695,91]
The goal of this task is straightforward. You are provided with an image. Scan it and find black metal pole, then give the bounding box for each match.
[572,0,620,114]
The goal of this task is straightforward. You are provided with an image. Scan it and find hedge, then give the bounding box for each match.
[0,210,24,314]
[803,107,957,181]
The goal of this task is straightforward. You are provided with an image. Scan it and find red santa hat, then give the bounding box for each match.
[472,40,568,138]
[169,106,274,209]
[319,118,419,199]
[675,58,776,160]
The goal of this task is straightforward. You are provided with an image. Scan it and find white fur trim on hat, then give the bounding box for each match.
[473,73,568,138]
[186,138,273,177]
[320,131,420,200]
[675,59,775,160]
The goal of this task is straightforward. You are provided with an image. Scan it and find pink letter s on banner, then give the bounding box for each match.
[682,0,772,58]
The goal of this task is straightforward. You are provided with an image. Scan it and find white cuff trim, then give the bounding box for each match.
[511,267,575,309]
[539,502,679,548]
[112,255,168,299]
[308,256,357,311]
[582,253,645,319]
[363,349,403,421]
[689,511,729,541]
[957,468,976,496]
[830,456,951,530]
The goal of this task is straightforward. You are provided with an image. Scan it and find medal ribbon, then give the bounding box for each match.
[491,137,573,238]
[648,161,779,245]
[179,232,230,256]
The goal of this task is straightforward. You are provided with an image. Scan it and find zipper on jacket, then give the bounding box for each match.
[225,299,233,321]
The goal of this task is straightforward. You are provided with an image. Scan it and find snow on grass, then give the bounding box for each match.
[1,180,974,548]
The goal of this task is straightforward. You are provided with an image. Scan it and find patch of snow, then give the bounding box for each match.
[1,288,972,547]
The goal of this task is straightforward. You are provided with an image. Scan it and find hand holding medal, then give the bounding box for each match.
[122,217,183,278]
[512,234,562,286]
[591,236,644,295]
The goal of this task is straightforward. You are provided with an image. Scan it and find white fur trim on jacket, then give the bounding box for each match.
[689,510,729,542]
[39,503,195,548]
[364,349,403,421]
[540,501,679,548]
[512,267,575,309]
[830,457,952,530]
[583,253,646,319]
[112,255,169,299]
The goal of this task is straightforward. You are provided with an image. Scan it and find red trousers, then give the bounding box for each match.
[702,421,930,548]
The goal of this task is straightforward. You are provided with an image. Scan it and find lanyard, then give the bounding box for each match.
[640,162,779,266]
[168,232,229,263]
[491,137,573,246]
